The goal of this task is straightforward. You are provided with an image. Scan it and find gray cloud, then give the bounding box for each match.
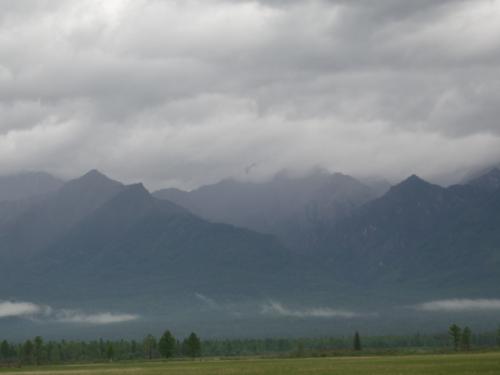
[415,298,500,312]
[1,0,500,188]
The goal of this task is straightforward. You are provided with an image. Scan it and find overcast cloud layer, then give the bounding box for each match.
[1,0,500,189]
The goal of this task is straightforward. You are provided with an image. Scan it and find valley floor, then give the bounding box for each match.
[0,352,499,375]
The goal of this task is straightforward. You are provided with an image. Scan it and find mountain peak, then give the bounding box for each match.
[386,174,441,198]
[92,181,188,220]
[407,174,424,181]
[104,183,151,205]
[84,168,102,175]
[81,169,108,180]
[69,169,122,188]
[56,170,124,206]
[124,183,150,196]
[467,167,500,191]
[399,174,431,187]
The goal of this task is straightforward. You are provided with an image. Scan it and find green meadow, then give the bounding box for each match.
[1,352,499,375]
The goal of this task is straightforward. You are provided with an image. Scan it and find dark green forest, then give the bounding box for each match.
[1,327,499,366]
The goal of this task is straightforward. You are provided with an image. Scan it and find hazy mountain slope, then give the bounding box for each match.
[153,170,379,251]
[0,172,63,202]
[0,170,125,260]
[17,183,293,303]
[316,173,500,292]
[0,198,38,227]
[3,168,499,302]
[467,167,500,191]
[0,172,64,227]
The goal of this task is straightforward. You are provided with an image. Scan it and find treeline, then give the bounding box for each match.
[204,329,500,357]
[1,328,500,366]
[0,331,201,366]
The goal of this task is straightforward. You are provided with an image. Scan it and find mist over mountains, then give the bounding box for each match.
[0,172,63,202]
[153,170,385,252]
[0,167,499,339]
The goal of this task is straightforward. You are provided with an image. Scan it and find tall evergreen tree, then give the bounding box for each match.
[497,326,500,347]
[143,334,157,360]
[183,332,202,358]
[98,338,105,359]
[23,340,34,364]
[50,343,62,363]
[131,340,138,356]
[461,327,471,351]
[353,331,362,351]
[448,324,462,351]
[159,330,176,359]
[0,340,9,360]
[106,342,114,361]
[34,336,44,365]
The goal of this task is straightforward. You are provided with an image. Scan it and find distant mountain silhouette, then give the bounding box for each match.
[0,169,125,260]
[467,167,500,191]
[154,170,380,251]
[2,171,291,304]
[316,172,500,293]
[0,168,499,337]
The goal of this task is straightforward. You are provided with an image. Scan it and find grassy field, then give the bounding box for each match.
[1,352,499,375]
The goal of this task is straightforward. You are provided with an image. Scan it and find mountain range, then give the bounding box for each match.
[153,169,384,252]
[0,168,499,339]
[317,171,500,295]
[1,171,290,298]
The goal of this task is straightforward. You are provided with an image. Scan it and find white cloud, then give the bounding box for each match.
[0,301,41,318]
[54,310,139,324]
[415,298,500,312]
[0,299,138,324]
[261,301,368,319]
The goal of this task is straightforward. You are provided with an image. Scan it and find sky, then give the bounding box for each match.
[1,0,500,189]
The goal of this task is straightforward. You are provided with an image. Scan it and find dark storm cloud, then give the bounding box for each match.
[0,0,500,188]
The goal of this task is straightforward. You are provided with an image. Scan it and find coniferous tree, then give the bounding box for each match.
[143,334,157,360]
[353,331,362,351]
[23,340,34,364]
[496,326,500,347]
[448,324,462,351]
[106,342,114,361]
[461,327,471,351]
[45,342,54,363]
[0,340,9,361]
[183,332,201,358]
[99,338,105,359]
[51,343,62,363]
[131,340,138,357]
[34,336,43,365]
[159,330,176,359]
